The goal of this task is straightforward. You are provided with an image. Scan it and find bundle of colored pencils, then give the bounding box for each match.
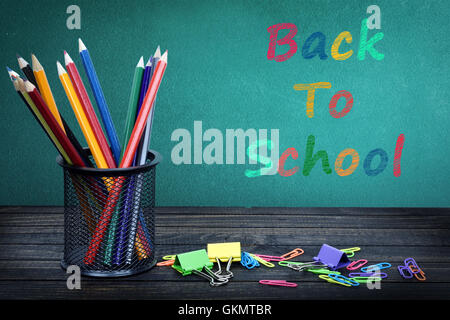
[7,39,168,265]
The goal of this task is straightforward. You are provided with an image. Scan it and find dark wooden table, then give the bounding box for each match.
[0,207,449,300]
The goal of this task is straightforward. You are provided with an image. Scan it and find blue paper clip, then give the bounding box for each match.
[328,274,360,287]
[361,262,391,273]
[241,252,260,269]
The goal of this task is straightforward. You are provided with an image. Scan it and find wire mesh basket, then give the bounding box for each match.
[57,149,161,277]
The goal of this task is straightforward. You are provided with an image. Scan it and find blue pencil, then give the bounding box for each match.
[78,38,121,165]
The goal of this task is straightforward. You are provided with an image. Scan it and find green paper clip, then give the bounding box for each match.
[172,249,214,276]
[207,242,241,262]
[307,268,341,275]
[340,247,360,258]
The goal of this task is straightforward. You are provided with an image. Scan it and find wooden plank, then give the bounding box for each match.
[0,281,447,300]
[1,206,450,216]
[2,244,450,263]
[0,225,449,246]
[2,213,449,229]
[0,260,447,282]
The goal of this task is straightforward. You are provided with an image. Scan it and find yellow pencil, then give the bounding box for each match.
[31,54,66,134]
[57,61,108,169]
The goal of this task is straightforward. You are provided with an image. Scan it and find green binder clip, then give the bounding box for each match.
[172,249,213,276]
[172,249,228,286]
[207,242,241,279]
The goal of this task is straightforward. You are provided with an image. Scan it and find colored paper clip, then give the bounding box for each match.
[349,272,388,279]
[404,258,420,274]
[163,255,176,261]
[254,254,285,262]
[319,275,351,287]
[350,276,382,284]
[249,254,275,268]
[412,268,426,281]
[361,262,391,272]
[397,265,413,279]
[328,274,359,287]
[280,248,304,260]
[259,280,297,288]
[340,247,361,258]
[346,259,368,270]
[157,259,174,266]
[307,268,341,275]
[241,252,260,269]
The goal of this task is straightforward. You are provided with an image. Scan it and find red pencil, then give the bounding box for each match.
[64,51,117,168]
[84,51,167,264]
[25,80,85,167]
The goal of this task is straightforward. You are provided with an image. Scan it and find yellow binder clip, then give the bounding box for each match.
[207,242,241,263]
[207,242,241,279]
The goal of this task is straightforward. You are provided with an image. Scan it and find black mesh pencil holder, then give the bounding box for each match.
[57,149,161,277]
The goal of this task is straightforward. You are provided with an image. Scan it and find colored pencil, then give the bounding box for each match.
[106,56,145,264]
[57,61,109,169]
[32,54,66,133]
[17,54,38,88]
[137,46,161,164]
[65,50,117,168]
[121,56,145,161]
[84,51,168,264]
[79,38,121,164]
[136,57,153,120]
[24,80,85,167]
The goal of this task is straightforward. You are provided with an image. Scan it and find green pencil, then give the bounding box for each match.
[121,56,145,160]
[104,56,144,265]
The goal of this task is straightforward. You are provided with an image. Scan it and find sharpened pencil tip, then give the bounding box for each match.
[145,57,152,67]
[6,66,20,80]
[31,54,43,71]
[160,50,168,63]
[154,46,161,59]
[56,61,66,75]
[137,56,144,68]
[17,55,28,69]
[78,38,87,52]
[64,51,74,66]
[24,78,35,92]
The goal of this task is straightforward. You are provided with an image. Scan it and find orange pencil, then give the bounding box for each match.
[32,54,66,133]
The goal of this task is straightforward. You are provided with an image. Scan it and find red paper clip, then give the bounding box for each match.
[281,248,304,260]
[259,280,298,288]
[346,259,368,270]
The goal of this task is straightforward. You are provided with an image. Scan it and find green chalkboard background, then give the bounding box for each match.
[1,0,449,206]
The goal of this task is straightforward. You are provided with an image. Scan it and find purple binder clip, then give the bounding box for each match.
[313,244,351,271]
